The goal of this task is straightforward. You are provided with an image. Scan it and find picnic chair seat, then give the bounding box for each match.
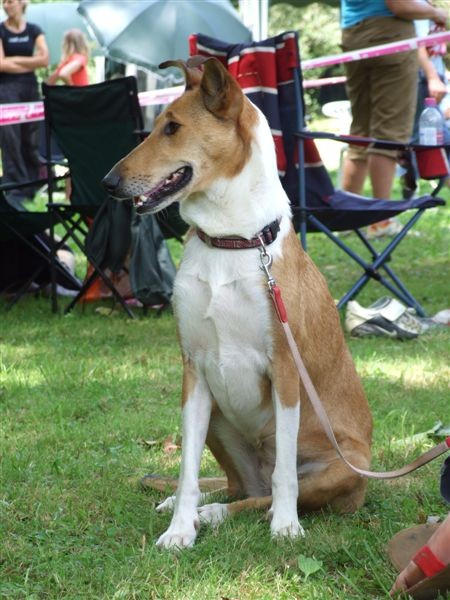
[42,76,179,318]
[189,32,446,317]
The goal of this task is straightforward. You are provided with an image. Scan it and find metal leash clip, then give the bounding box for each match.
[258,236,275,289]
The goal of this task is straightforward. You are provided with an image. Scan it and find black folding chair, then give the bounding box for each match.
[42,76,186,318]
[190,32,446,317]
[0,184,81,310]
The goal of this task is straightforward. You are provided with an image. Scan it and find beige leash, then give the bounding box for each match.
[258,242,450,480]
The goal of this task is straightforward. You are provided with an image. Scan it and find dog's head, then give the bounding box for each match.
[103,56,257,215]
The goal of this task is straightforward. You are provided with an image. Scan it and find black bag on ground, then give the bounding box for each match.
[129,213,176,306]
[85,198,132,273]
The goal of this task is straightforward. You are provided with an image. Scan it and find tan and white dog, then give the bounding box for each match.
[103,57,373,549]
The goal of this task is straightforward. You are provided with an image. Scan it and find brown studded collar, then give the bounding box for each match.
[196,219,280,250]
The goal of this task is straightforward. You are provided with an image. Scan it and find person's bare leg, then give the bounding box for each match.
[342,156,368,194]
[368,153,396,199]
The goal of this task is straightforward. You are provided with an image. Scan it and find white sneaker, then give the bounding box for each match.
[345,297,422,339]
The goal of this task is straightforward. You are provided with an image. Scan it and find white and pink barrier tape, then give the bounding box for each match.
[0,86,185,127]
[301,29,450,70]
[2,32,450,127]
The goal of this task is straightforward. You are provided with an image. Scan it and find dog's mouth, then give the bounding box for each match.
[133,166,193,214]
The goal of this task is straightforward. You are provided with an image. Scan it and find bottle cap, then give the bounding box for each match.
[425,97,438,107]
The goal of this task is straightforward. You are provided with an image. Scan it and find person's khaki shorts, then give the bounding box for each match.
[342,17,418,160]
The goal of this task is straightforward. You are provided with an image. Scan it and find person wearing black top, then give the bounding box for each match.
[0,0,49,207]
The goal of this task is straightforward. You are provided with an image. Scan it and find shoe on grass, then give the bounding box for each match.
[345,297,422,339]
[366,218,403,239]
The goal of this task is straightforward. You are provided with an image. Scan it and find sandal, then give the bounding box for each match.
[388,523,450,599]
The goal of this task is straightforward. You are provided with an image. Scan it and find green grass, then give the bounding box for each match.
[1,182,449,598]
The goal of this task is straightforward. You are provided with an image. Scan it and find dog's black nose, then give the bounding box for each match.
[102,169,122,194]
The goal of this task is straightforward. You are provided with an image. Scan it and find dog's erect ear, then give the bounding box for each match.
[199,58,244,121]
[159,59,202,90]
[159,56,244,121]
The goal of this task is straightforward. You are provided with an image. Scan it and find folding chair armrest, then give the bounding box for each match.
[296,129,450,195]
[46,201,71,208]
[0,177,49,193]
[42,158,68,167]
[296,129,450,153]
[295,129,411,152]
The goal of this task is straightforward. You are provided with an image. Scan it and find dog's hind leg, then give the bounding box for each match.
[297,440,371,514]
[197,413,270,527]
[198,494,273,526]
[156,480,228,514]
[206,412,268,498]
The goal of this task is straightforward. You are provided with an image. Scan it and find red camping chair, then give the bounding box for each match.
[189,31,446,317]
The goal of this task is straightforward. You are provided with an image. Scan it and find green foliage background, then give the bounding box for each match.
[269,2,341,117]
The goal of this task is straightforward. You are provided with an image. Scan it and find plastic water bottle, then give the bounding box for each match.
[419,97,444,145]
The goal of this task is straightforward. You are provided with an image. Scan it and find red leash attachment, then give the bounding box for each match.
[258,237,288,324]
[269,284,288,323]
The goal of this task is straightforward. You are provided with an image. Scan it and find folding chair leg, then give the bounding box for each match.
[63,267,136,319]
[381,263,426,316]
[50,207,135,319]
[308,214,427,316]
[63,269,98,314]
[336,270,425,315]
[49,202,58,314]
[4,266,44,310]
[335,251,426,316]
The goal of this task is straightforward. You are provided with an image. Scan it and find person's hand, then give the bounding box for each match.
[432,7,447,27]
[45,71,59,85]
[427,75,448,103]
[390,560,425,596]
[390,514,450,597]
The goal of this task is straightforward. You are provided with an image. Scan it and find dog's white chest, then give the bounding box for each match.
[174,239,274,436]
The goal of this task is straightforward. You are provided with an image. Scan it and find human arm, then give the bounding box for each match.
[6,33,49,70]
[390,513,450,596]
[385,1,447,26]
[0,38,28,72]
[46,55,85,85]
[418,46,447,103]
[45,68,60,85]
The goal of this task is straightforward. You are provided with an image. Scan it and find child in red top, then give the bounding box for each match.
[46,28,89,86]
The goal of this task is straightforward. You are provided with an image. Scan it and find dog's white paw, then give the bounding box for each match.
[156,529,197,550]
[198,502,229,527]
[156,495,176,513]
[268,507,305,539]
[156,515,200,550]
[271,519,305,539]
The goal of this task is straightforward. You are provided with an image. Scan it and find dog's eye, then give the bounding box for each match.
[164,121,180,136]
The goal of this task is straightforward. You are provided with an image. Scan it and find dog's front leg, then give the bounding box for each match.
[269,381,304,538]
[156,366,212,550]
